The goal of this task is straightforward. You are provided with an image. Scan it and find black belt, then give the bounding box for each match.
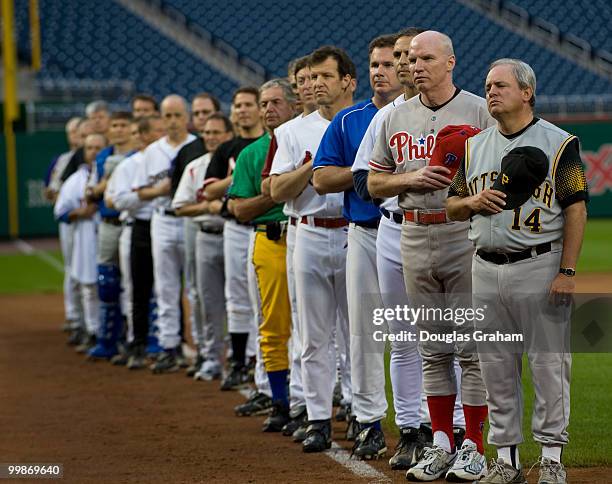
[162,208,177,217]
[353,219,380,229]
[199,225,223,235]
[380,207,403,224]
[477,242,552,265]
[102,216,122,226]
[133,218,151,226]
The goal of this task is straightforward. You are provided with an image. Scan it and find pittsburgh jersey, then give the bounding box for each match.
[370,89,494,210]
[449,118,588,251]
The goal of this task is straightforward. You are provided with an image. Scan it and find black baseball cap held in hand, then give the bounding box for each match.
[492,146,549,210]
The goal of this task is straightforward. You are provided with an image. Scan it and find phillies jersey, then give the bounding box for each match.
[369,89,494,210]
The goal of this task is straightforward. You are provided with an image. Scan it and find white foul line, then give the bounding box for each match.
[14,239,64,273]
[238,389,391,482]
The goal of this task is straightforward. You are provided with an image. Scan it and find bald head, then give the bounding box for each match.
[160,94,189,141]
[84,133,107,164]
[408,30,456,97]
[411,30,454,55]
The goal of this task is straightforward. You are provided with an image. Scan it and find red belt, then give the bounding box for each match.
[300,216,348,229]
[289,217,297,226]
[403,209,448,225]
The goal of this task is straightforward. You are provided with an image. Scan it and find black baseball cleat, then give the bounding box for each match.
[453,427,466,450]
[150,350,180,374]
[282,406,307,436]
[234,392,273,417]
[351,426,387,460]
[292,423,308,442]
[302,420,332,453]
[346,415,360,441]
[389,426,426,470]
[220,363,249,391]
[262,402,290,432]
[67,327,85,346]
[186,353,204,378]
[127,344,147,370]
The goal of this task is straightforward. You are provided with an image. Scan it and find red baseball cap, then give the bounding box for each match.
[429,125,482,179]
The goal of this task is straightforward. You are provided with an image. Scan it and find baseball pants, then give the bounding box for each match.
[151,212,185,350]
[294,222,349,421]
[97,220,122,265]
[286,223,305,412]
[195,229,226,362]
[119,223,133,343]
[473,248,571,447]
[79,283,100,335]
[346,223,386,424]
[335,306,352,407]
[252,230,291,372]
[247,229,271,397]
[59,221,82,323]
[184,219,204,349]
[401,221,486,407]
[130,219,154,347]
[224,220,257,337]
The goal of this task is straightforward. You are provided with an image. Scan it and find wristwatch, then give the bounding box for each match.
[559,268,576,277]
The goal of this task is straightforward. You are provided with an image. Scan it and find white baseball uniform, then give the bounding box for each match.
[172,153,227,363]
[271,110,350,421]
[133,134,196,350]
[54,164,100,335]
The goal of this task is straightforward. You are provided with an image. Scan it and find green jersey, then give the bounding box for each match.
[228,134,287,224]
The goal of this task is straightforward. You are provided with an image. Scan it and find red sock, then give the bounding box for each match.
[427,395,456,452]
[463,404,488,454]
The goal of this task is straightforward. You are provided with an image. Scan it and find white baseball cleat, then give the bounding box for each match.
[445,440,487,482]
[405,445,456,481]
[194,359,222,381]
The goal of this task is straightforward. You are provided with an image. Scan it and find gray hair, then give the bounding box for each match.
[259,78,297,104]
[66,116,82,132]
[489,58,537,107]
[85,100,109,116]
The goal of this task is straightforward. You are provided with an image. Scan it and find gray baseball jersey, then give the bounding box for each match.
[370,89,494,210]
[450,117,588,449]
[449,118,589,251]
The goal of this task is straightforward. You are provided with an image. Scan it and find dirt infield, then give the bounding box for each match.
[1,292,609,483]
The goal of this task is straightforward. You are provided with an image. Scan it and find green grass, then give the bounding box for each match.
[383,351,612,466]
[0,250,64,294]
[578,219,612,272]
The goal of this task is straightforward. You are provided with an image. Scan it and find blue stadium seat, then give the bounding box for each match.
[165,0,612,100]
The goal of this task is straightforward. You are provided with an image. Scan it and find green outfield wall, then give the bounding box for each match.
[1,120,611,238]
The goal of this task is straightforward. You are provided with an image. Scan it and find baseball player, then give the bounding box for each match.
[122,115,166,369]
[131,94,159,119]
[54,133,107,351]
[172,113,234,380]
[170,93,220,377]
[46,117,83,334]
[134,95,196,373]
[85,111,137,360]
[202,87,265,390]
[368,31,495,481]
[256,55,316,438]
[228,79,297,432]
[447,59,588,484]
[312,33,403,460]
[270,46,355,453]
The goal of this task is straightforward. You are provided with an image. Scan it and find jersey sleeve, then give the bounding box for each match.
[368,116,395,173]
[270,127,298,175]
[353,116,378,173]
[554,137,589,208]
[172,160,197,209]
[313,117,344,170]
[227,148,257,199]
[132,149,150,190]
[261,133,278,179]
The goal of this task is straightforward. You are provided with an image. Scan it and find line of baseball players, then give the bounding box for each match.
[47,27,588,484]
